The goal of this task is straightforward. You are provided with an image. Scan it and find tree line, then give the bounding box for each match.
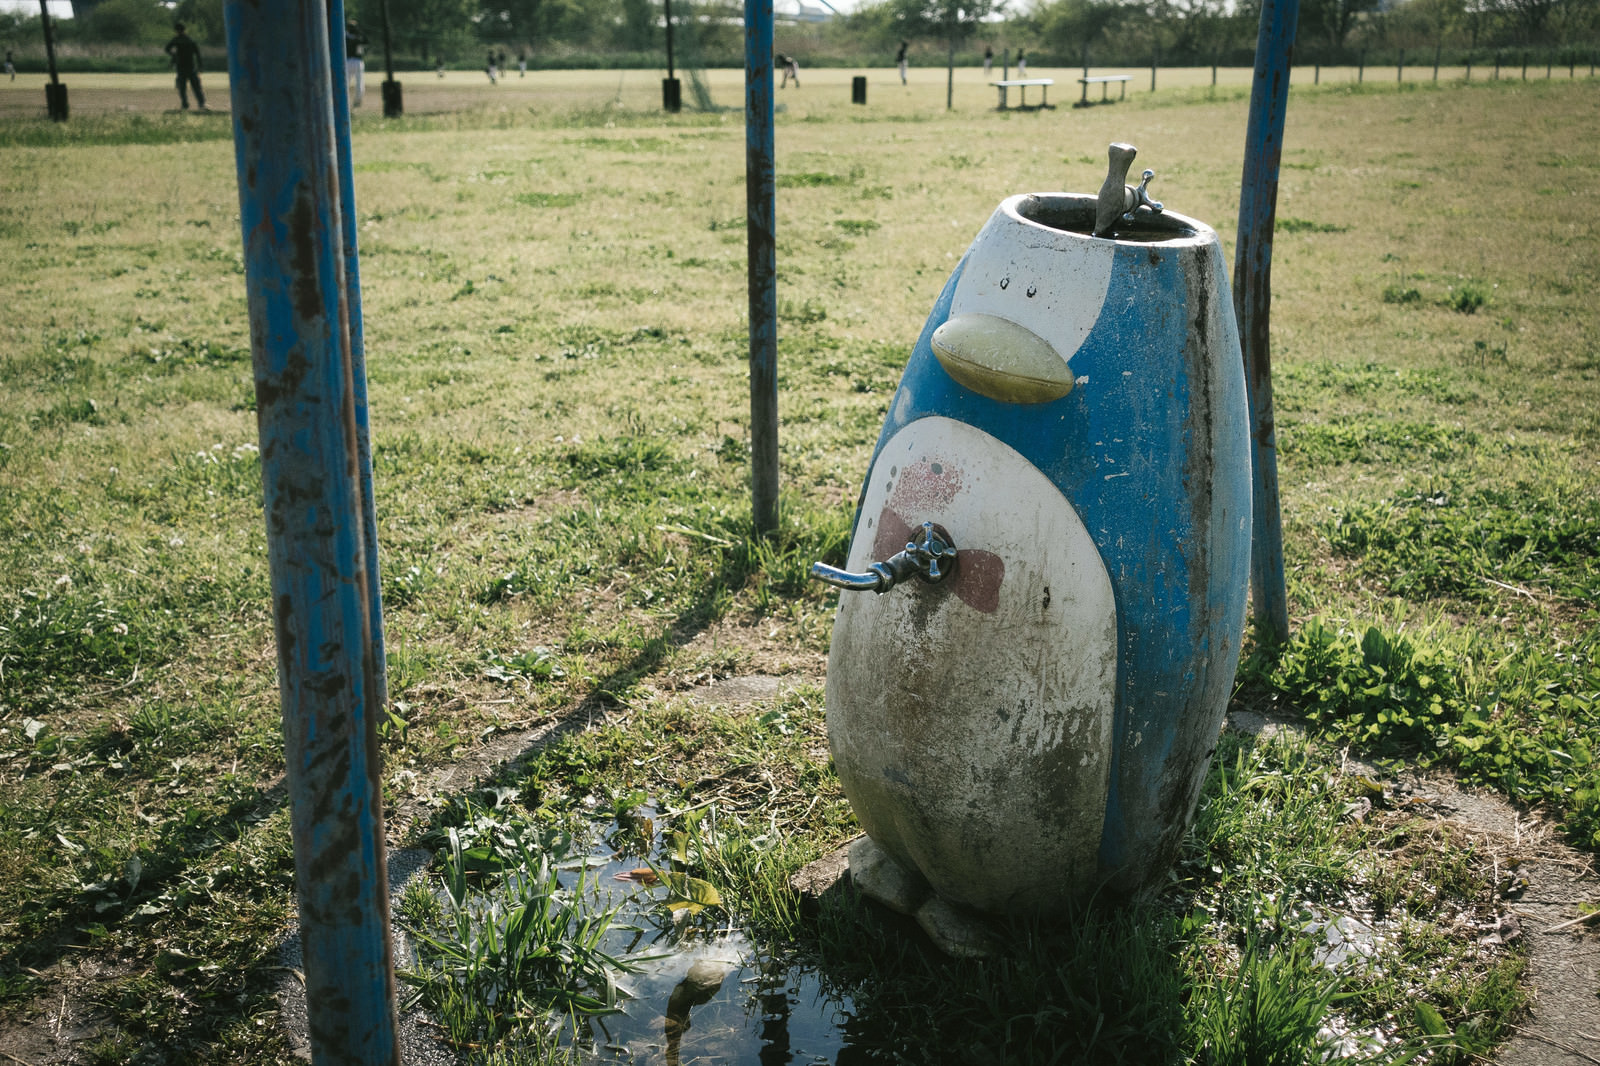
[4,0,1596,69]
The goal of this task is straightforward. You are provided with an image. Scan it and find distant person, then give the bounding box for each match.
[4,50,14,81]
[345,20,367,106]
[163,23,206,111]
[779,53,799,88]
[1016,49,1027,76]
[485,52,498,83]
[518,51,527,77]
[983,44,993,78]
[896,40,908,85]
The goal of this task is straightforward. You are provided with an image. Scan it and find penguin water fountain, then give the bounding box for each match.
[811,143,1252,956]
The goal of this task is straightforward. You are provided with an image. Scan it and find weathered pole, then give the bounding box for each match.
[1233,0,1298,646]
[745,0,778,537]
[326,0,390,715]
[220,2,400,1063]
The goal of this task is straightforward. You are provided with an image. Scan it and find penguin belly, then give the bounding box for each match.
[826,415,1118,915]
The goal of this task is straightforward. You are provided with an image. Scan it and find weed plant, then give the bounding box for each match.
[398,816,645,1052]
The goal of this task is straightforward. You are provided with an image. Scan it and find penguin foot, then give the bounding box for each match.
[914,896,1003,958]
[846,835,929,915]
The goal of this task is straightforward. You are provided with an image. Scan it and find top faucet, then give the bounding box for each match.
[1093,142,1164,238]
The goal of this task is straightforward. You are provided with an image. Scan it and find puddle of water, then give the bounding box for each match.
[416,805,867,1064]
[568,811,857,1065]
[578,934,854,1065]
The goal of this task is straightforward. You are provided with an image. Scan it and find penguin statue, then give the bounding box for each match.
[811,143,1252,956]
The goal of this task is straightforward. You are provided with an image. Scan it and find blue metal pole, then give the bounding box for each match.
[746,0,779,537]
[220,3,400,1063]
[1233,0,1298,646]
[326,0,390,713]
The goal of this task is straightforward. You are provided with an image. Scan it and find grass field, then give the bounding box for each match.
[1,66,1597,1064]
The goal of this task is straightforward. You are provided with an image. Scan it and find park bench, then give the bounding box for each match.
[1077,74,1131,106]
[990,77,1055,110]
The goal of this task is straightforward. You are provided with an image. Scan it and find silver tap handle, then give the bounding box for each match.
[810,522,958,595]
[1124,168,1163,221]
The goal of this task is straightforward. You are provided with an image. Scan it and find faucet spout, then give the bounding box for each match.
[1095,142,1139,238]
[810,522,958,595]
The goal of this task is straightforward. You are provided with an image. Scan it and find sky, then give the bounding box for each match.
[1,1,76,16]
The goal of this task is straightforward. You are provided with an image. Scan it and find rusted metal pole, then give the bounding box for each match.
[1233,0,1298,646]
[746,0,779,537]
[220,3,400,1063]
[326,0,390,713]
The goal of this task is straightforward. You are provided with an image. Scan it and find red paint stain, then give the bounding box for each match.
[887,455,964,514]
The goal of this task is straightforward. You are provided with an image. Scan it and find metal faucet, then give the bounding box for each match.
[810,522,958,594]
[1093,142,1164,238]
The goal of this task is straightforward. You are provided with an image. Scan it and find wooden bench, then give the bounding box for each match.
[990,77,1055,110]
[1077,74,1131,106]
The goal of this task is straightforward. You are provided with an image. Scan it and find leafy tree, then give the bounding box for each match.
[1489,0,1562,40]
[1299,0,1381,50]
[1034,0,1131,64]
[82,0,171,44]
[619,0,657,51]
[876,0,1006,108]
[171,0,225,45]
[366,0,478,61]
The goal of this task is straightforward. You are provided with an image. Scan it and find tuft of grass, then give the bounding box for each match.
[399,816,645,1051]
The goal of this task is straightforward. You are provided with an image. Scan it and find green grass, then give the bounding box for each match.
[1,72,1596,1062]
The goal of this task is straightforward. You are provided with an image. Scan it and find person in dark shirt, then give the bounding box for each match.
[345,20,368,107]
[164,23,206,111]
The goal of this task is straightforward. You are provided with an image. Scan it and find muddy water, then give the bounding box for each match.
[563,817,862,1065]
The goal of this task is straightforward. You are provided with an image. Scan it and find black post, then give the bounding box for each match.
[1150,43,1157,91]
[1314,62,1320,84]
[663,0,680,111]
[852,75,867,103]
[39,0,67,121]
[1358,47,1365,83]
[1493,50,1500,79]
[1521,51,1527,80]
[665,0,675,79]
[1433,39,1441,81]
[1212,53,1218,87]
[946,34,954,110]
[1465,54,1471,81]
[1397,47,1404,83]
[379,0,402,116]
